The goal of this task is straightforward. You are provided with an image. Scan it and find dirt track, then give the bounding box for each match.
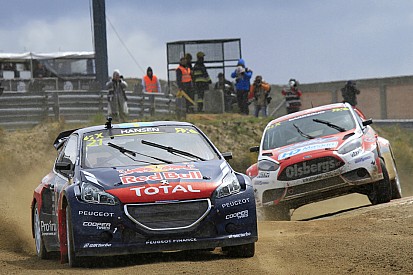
[1,164,412,275]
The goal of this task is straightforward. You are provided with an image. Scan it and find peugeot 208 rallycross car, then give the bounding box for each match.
[32,120,257,266]
[247,103,402,220]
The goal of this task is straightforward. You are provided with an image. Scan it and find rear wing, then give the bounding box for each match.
[53,129,77,150]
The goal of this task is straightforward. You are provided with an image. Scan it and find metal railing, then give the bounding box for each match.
[0,90,176,130]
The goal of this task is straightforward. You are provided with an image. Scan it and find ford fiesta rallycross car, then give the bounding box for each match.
[247,103,402,220]
[31,119,257,267]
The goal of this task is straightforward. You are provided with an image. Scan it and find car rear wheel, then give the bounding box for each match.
[66,205,82,267]
[33,202,50,259]
[223,242,255,258]
[367,159,392,205]
[262,205,291,221]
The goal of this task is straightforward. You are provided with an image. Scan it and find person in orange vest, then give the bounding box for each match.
[176,57,194,112]
[142,67,161,93]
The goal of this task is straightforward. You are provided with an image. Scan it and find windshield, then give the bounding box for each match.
[262,107,356,150]
[82,125,219,168]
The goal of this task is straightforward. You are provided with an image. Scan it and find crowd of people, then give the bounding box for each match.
[106,54,361,121]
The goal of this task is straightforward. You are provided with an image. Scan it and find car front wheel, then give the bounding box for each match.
[368,159,392,205]
[66,204,82,267]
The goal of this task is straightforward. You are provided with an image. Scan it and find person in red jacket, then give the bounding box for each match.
[282,78,302,114]
[142,67,161,93]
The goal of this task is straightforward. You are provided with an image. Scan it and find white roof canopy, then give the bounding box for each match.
[0,51,95,61]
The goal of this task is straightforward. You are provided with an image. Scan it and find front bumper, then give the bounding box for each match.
[68,186,258,257]
[253,151,382,208]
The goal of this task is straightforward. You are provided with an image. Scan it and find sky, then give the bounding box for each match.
[1,0,413,85]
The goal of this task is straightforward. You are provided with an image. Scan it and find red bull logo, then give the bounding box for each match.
[118,164,196,176]
[120,171,203,184]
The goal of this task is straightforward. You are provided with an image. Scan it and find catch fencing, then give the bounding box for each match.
[0,90,177,130]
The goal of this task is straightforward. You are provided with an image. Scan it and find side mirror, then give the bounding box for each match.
[55,160,72,172]
[362,119,373,127]
[222,152,233,161]
[250,146,259,153]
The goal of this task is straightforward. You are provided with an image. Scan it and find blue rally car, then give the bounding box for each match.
[31,119,258,267]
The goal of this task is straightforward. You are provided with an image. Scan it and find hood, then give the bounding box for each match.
[81,160,230,203]
[266,132,356,162]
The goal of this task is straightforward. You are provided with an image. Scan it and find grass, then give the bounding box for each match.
[0,114,412,194]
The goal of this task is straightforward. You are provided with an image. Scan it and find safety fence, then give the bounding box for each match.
[0,90,177,130]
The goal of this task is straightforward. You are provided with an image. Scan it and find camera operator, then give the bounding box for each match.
[250,75,271,117]
[231,58,253,115]
[106,69,128,122]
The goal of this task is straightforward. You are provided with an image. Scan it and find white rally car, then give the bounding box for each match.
[247,103,402,220]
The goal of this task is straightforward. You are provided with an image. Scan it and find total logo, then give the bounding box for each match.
[130,184,201,197]
[225,210,249,220]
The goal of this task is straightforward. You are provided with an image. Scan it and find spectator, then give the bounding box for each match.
[142,67,161,93]
[215,72,236,112]
[106,69,128,122]
[192,51,211,112]
[176,57,194,112]
[341,80,360,107]
[231,58,253,115]
[250,75,271,117]
[282,78,302,114]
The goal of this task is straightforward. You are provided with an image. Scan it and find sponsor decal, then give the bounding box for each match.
[253,180,270,186]
[120,127,160,134]
[285,160,337,179]
[121,171,203,184]
[355,156,372,164]
[289,111,325,121]
[221,198,250,209]
[278,137,338,153]
[83,221,111,230]
[228,232,252,239]
[278,142,338,160]
[130,184,201,197]
[118,164,197,176]
[302,170,340,183]
[225,210,249,220]
[41,221,57,236]
[351,149,361,158]
[83,243,112,248]
[257,171,270,178]
[145,238,197,245]
[78,210,115,217]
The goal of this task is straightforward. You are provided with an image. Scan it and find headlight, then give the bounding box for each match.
[338,139,362,155]
[258,159,279,171]
[81,182,117,205]
[214,172,241,198]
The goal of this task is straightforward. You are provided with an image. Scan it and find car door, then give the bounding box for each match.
[41,134,79,250]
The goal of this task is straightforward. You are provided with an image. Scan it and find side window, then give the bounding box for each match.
[57,135,78,167]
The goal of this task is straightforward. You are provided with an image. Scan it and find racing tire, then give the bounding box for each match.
[390,158,402,200]
[262,205,291,221]
[367,159,392,205]
[33,202,51,259]
[66,205,82,267]
[224,242,255,258]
